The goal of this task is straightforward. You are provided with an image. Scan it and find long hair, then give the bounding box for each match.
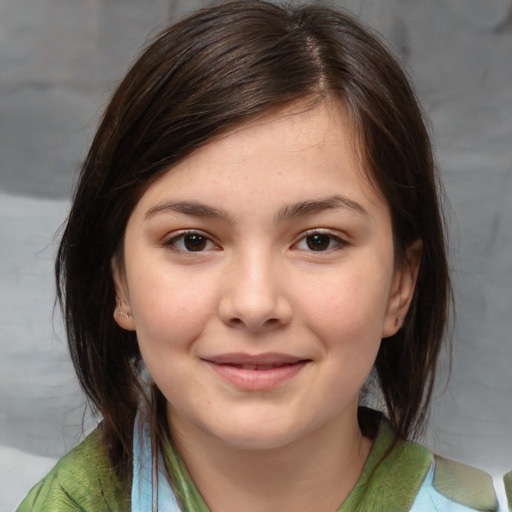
[56,0,451,475]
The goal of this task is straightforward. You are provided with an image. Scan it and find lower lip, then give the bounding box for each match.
[205,361,308,391]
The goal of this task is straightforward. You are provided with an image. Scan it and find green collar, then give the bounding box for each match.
[163,437,210,512]
[338,421,432,511]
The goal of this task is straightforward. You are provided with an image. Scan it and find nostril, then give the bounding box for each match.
[227,316,281,330]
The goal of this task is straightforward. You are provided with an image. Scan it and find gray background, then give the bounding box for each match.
[1,0,511,510]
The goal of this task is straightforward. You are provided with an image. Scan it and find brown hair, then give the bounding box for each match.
[56,0,451,475]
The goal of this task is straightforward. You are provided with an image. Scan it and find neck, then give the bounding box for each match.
[168,409,372,512]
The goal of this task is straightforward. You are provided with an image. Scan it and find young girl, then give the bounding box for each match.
[18,2,500,511]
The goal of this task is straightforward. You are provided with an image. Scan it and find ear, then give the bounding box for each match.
[382,239,422,338]
[112,256,136,331]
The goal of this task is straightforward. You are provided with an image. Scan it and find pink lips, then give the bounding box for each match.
[202,353,309,391]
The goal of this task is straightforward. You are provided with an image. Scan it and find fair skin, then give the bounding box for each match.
[114,102,420,512]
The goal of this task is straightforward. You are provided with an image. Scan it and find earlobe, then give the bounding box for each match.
[112,256,136,331]
[113,299,136,331]
[382,239,422,338]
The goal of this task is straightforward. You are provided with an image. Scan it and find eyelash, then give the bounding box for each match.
[163,229,347,254]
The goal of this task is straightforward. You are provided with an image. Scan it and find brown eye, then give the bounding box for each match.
[294,231,346,253]
[165,231,217,253]
[306,234,332,251]
[183,233,208,251]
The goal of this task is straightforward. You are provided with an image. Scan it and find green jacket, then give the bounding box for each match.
[17,421,498,512]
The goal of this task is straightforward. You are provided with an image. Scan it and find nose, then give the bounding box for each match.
[218,249,292,333]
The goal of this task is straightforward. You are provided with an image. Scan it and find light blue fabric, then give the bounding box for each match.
[411,462,502,512]
[131,412,181,512]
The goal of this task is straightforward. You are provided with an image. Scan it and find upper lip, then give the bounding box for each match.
[202,352,309,366]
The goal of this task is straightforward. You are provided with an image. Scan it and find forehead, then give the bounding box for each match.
[134,101,386,219]
[212,100,361,162]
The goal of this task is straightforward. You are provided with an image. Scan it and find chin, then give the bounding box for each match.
[203,416,313,452]
[215,430,300,451]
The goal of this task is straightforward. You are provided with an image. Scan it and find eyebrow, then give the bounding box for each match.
[276,195,367,221]
[145,195,367,222]
[145,201,233,221]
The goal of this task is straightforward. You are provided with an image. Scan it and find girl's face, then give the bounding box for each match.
[114,102,419,451]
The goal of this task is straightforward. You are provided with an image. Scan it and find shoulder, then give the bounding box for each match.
[410,454,499,512]
[16,427,130,512]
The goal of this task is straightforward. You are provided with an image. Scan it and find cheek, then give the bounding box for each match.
[301,267,391,331]
[130,274,218,404]
[128,268,219,355]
